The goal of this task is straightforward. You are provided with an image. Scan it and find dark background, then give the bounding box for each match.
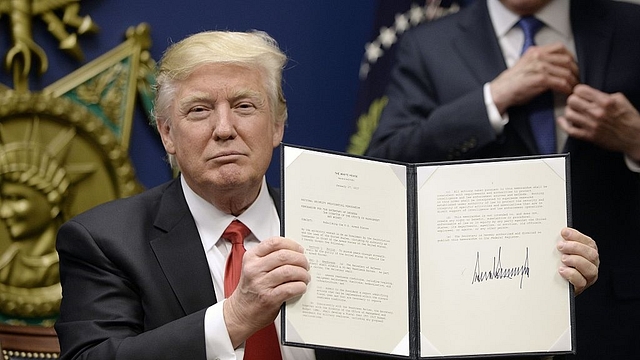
[0,0,378,188]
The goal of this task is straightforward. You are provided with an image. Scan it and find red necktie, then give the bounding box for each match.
[223,220,283,360]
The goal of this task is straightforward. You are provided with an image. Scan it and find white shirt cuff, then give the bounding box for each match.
[484,82,509,134]
[205,300,238,360]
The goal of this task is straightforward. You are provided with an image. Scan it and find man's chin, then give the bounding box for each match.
[209,173,261,192]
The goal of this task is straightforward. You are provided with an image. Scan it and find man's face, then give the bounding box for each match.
[157,63,284,201]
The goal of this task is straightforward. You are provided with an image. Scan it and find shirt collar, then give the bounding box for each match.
[488,0,571,39]
[181,175,279,252]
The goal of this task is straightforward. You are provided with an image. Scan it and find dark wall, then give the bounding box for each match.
[0,0,377,188]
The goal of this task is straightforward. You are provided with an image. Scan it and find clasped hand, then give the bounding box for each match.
[491,43,579,114]
[559,84,640,162]
[491,42,640,163]
[223,236,310,348]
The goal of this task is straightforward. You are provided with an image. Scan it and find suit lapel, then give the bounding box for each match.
[454,0,538,153]
[563,2,613,153]
[571,1,613,89]
[150,178,217,315]
[452,0,506,85]
[268,185,281,218]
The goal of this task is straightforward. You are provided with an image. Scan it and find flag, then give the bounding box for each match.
[347,0,473,155]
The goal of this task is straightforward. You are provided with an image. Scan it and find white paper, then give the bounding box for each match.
[417,158,571,357]
[283,146,409,355]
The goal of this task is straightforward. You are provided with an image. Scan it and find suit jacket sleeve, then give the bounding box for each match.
[55,179,216,360]
[55,218,208,360]
[365,25,498,163]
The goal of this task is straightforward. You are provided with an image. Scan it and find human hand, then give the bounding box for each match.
[490,43,579,114]
[556,227,599,296]
[223,236,310,347]
[559,84,640,162]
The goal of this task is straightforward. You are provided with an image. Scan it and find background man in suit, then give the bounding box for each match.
[366,0,640,358]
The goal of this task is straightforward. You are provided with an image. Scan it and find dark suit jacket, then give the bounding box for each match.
[366,0,640,359]
[55,177,380,360]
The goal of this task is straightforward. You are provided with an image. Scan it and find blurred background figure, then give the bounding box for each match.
[365,1,640,359]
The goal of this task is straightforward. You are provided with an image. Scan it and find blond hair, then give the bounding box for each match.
[152,30,288,128]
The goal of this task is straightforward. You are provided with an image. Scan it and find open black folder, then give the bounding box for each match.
[280,143,574,359]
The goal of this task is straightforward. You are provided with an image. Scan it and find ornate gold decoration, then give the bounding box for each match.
[1,0,100,93]
[44,23,156,150]
[4,350,59,359]
[347,96,387,155]
[0,1,155,325]
[0,91,144,320]
[0,322,60,357]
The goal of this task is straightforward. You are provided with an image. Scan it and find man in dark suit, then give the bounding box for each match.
[366,0,640,358]
[54,30,372,360]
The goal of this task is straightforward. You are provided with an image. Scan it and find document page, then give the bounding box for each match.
[283,146,410,355]
[417,157,571,357]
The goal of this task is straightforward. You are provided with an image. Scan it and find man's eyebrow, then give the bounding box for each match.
[178,92,213,108]
[232,89,264,99]
[231,89,267,106]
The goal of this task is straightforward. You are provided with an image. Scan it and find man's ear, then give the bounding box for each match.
[272,120,285,148]
[157,120,176,154]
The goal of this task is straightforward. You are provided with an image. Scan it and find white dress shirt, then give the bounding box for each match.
[181,176,316,360]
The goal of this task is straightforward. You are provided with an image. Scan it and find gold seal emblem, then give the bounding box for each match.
[0,0,154,327]
[0,91,142,320]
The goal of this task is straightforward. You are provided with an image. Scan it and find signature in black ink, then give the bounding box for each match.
[472,247,530,289]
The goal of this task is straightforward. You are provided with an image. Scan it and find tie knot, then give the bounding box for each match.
[518,16,544,53]
[223,220,250,245]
